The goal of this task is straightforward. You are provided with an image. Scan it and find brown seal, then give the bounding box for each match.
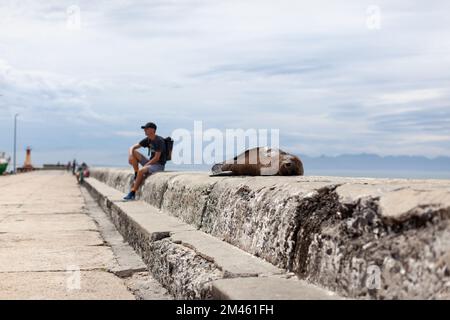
[211,147,304,176]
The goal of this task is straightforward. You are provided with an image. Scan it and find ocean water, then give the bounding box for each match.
[31,162,448,180]
[100,163,450,180]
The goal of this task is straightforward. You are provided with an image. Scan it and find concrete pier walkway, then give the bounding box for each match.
[0,171,169,299]
[2,169,448,299]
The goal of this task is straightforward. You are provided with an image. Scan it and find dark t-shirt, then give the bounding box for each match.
[139,135,167,166]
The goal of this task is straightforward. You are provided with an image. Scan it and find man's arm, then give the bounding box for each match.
[145,151,161,166]
[129,143,141,156]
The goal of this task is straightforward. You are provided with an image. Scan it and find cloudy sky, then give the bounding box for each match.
[0,0,449,166]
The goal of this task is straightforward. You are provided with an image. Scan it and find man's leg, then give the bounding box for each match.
[124,164,164,200]
[131,166,148,192]
[130,150,148,179]
[132,164,165,191]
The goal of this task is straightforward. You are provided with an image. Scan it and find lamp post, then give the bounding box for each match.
[13,113,18,174]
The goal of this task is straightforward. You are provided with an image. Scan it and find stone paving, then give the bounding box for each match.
[0,170,168,300]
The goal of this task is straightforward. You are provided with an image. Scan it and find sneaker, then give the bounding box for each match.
[123,191,136,201]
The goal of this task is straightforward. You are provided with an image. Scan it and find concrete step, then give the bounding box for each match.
[84,177,341,300]
[90,168,450,299]
[211,277,339,300]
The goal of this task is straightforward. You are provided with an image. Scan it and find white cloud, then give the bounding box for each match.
[377,89,446,105]
[0,58,128,126]
[114,130,142,138]
[1,0,450,161]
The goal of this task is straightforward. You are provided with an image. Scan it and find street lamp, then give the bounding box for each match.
[14,113,18,174]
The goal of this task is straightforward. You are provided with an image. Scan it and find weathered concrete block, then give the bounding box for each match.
[91,168,180,208]
[144,238,224,299]
[88,169,450,299]
[211,276,341,300]
[89,167,110,183]
[91,168,133,193]
[170,230,283,277]
[161,173,226,228]
[202,176,333,270]
[84,177,223,299]
[139,172,181,208]
[294,182,450,299]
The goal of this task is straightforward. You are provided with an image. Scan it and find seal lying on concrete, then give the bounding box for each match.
[211,147,304,176]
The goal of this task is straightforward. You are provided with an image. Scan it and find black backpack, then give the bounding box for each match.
[164,137,174,161]
[146,136,174,161]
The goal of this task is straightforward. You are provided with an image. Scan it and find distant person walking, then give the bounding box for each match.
[76,162,90,184]
[72,159,77,175]
[123,122,167,200]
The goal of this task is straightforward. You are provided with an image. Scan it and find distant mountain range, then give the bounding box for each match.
[299,153,450,172]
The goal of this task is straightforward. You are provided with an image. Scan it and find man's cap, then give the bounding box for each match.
[141,122,157,130]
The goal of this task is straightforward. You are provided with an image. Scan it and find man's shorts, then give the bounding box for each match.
[138,154,165,173]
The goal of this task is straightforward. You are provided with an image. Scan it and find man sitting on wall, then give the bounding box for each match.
[123,122,167,200]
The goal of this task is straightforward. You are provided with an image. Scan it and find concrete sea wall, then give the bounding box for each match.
[90,168,450,299]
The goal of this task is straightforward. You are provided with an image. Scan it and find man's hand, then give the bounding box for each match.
[145,151,161,166]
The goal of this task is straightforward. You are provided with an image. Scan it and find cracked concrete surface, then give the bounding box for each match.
[0,171,170,300]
